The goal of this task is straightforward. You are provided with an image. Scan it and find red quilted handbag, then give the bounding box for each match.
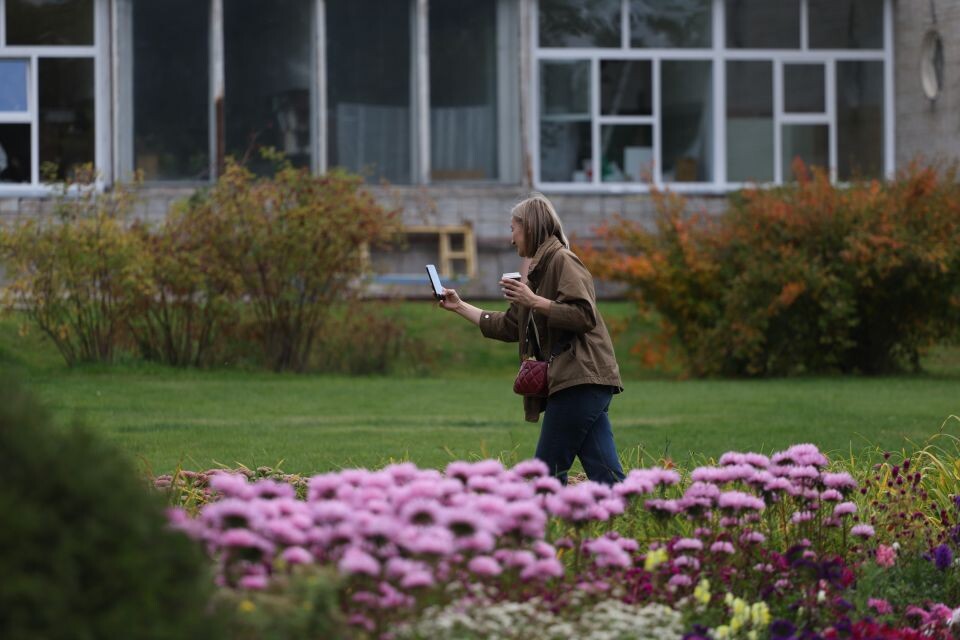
[514,358,548,398]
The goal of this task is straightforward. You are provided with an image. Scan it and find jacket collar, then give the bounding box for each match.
[527,236,564,286]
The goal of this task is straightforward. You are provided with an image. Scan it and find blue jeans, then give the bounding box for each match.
[536,384,625,485]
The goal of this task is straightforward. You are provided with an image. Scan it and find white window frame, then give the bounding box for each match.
[531,0,895,194]
[0,0,108,195]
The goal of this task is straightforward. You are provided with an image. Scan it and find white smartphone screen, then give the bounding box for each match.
[425,264,444,299]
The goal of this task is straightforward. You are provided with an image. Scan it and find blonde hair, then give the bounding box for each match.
[510,193,569,257]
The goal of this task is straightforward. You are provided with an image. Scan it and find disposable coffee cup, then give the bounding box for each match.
[502,272,522,281]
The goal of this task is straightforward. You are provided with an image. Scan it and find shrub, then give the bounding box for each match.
[181,158,401,372]
[0,166,146,365]
[0,377,223,640]
[585,161,960,376]
[127,195,238,367]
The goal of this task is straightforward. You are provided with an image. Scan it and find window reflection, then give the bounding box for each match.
[630,0,711,48]
[784,64,825,114]
[662,60,712,182]
[601,61,652,116]
[0,124,30,183]
[539,0,621,48]
[430,0,498,182]
[0,60,29,112]
[782,124,828,179]
[327,0,411,184]
[133,0,209,181]
[39,58,94,180]
[727,61,773,183]
[809,0,883,50]
[837,61,883,180]
[6,0,93,46]
[726,0,800,49]
[601,125,653,183]
[225,0,314,174]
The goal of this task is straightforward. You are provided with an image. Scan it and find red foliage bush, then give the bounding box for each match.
[584,161,960,376]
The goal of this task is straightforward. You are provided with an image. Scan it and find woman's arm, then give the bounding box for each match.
[438,288,482,326]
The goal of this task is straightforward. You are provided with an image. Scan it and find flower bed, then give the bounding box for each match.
[162,444,960,639]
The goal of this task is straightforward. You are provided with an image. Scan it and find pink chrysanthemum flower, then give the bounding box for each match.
[281,546,314,565]
[791,510,814,524]
[740,531,766,544]
[820,489,843,502]
[710,541,736,554]
[833,502,857,517]
[468,555,503,577]
[875,544,897,567]
[668,574,693,588]
[673,537,704,552]
[520,557,564,581]
[851,524,876,539]
[239,574,269,590]
[869,598,893,615]
[208,471,254,499]
[718,491,765,512]
[511,458,550,480]
[338,547,380,577]
[646,498,683,516]
[822,471,857,491]
[672,555,701,570]
[584,536,632,568]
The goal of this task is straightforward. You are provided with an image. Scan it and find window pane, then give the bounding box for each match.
[601,125,653,183]
[782,124,828,179]
[7,0,93,46]
[630,0,711,48]
[133,0,209,181]
[0,60,29,112]
[727,61,773,183]
[0,124,30,183]
[539,0,620,48]
[837,61,883,180]
[225,0,313,175]
[540,60,590,182]
[540,122,591,182]
[541,61,590,116]
[725,0,800,49]
[430,0,498,182]
[328,0,410,184]
[809,0,883,49]
[601,60,652,116]
[784,64,825,113]
[39,58,94,180]
[662,60,712,182]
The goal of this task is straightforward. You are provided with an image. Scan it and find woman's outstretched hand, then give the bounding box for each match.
[438,288,462,311]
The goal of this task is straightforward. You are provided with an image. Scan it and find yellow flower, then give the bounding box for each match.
[238,599,256,613]
[644,547,669,571]
[694,579,711,606]
[714,625,731,640]
[748,631,758,640]
[750,602,771,627]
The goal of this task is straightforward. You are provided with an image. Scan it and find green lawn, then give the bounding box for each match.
[3,303,959,476]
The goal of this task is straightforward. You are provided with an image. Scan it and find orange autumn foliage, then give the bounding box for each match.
[583,161,960,377]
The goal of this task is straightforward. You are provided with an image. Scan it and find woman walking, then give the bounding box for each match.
[439,193,625,485]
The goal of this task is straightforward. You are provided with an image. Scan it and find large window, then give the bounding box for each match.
[0,0,99,186]
[119,0,517,186]
[536,0,891,191]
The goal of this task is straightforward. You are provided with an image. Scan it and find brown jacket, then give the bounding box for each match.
[478,236,623,422]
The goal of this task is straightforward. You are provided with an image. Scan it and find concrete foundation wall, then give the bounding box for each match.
[894,0,960,167]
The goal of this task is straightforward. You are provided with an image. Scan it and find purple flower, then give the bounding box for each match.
[717,491,766,512]
[710,541,735,554]
[645,498,683,516]
[468,555,503,577]
[584,536,632,568]
[400,569,435,589]
[238,574,269,590]
[281,546,314,565]
[520,557,564,581]
[668,574,693,588]
[822,472,857,491]
[399,499,442,527]
[933,544,953,571]
[820,489,843,502]
[833,502,857,517]
[850,524,875,539]
[338,547,380,577]
[511,458,549,480]
[220,528,275,562]
[673,538,704,552]
[208,471,254,499]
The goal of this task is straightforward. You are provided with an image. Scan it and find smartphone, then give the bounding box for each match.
[425,264,445,299]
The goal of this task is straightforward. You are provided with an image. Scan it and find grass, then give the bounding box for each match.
[3,303,960,476]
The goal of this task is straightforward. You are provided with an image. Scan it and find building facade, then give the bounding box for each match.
[0,0,955,297]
